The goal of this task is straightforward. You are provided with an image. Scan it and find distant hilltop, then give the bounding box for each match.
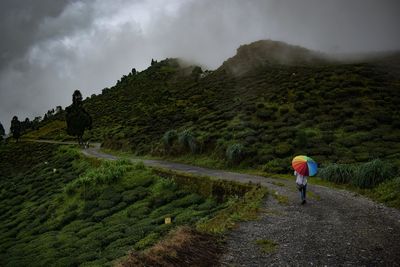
[220,40,329,75]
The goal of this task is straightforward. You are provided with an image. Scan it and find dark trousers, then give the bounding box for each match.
[299,184,307,201]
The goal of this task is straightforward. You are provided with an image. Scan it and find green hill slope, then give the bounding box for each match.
[26,40,400,169]
[0,143,239,266]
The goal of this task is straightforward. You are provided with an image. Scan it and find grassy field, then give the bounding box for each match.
[0,142,266,266]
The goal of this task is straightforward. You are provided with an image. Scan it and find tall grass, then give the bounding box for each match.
[226,143,244,164]
[318,163,355,184]
[319,159,398,188]
[162,130,178,148]
[352,159,397,188]
[65,159,132,194]
[178,129,198,153]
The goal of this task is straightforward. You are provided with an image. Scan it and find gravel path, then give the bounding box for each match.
[220,185,400,266]
[29,141,400,266]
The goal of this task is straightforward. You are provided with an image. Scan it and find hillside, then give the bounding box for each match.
[1,143,263,266]
[24,40,400,171]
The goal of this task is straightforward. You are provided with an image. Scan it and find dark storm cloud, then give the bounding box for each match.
[0,0,399,131]
[0,0,75,69]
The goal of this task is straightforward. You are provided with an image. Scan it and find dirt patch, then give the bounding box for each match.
[116,227,221,267]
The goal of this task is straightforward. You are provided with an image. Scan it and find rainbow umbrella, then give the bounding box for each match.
[292,155,318,176]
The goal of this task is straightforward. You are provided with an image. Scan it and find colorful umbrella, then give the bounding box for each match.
[292,155,318,176]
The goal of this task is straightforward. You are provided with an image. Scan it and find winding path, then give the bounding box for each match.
[30,140,400,266]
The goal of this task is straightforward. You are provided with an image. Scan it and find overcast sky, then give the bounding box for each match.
[0,0,399,131]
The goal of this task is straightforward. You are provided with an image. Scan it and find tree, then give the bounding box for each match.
[10,116,21,142]
[65,90,92,146]
[56,106,63,114]
[21,118,31,133]
[32,116,41,130]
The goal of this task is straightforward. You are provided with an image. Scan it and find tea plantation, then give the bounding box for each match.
[0,143,232,266]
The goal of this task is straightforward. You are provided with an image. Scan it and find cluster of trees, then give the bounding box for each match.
[0,119,22,142]
[43,106,63,121]
[2,90,92,145]
[3,104,65,143]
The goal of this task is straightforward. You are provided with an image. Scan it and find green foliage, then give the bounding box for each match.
[294,130,308,148]
[134,232,160,250]
[352,159,398,188]
[318,163,355,184]
[1,143,240,266]
[371,177,400,209]
[178,129,198,153]
[155,169,254,203]
[162,130,178,148]
[65,159,132,194]
[262,158,291,174]
[273,143,292,157]
[196,186,268,234]
[226,143,244,164]
[320,159,398,188]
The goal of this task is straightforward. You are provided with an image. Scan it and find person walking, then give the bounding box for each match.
[292,155,317,204]
[294,170,307,204]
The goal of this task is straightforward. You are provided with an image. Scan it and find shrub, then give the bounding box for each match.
[256,103,265,109]
[262,158,290,174]
[178,130,198,153]
[279,106,289,115]
[294,130,308,148]
[134,232,160,250]
[91,209,111,222]
[273,143,293,157]
[320,159,398,188]
[122,188,148,203]
[65,159,132,194]
[256,110,273,120]
[162,130,178,148]
[372,177,400,208]
[152,178,178,194]
[127,203,151,219]
[319,163,355,184]
[226,144,244,164]
[352,159,397,188]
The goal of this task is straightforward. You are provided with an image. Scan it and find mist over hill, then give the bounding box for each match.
[220,40,330,75]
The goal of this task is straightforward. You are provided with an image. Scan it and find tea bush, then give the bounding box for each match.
[262,158,291,174]
[0,143,239,266]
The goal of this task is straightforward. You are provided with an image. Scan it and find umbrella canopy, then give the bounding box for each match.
[292,155,318,176]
